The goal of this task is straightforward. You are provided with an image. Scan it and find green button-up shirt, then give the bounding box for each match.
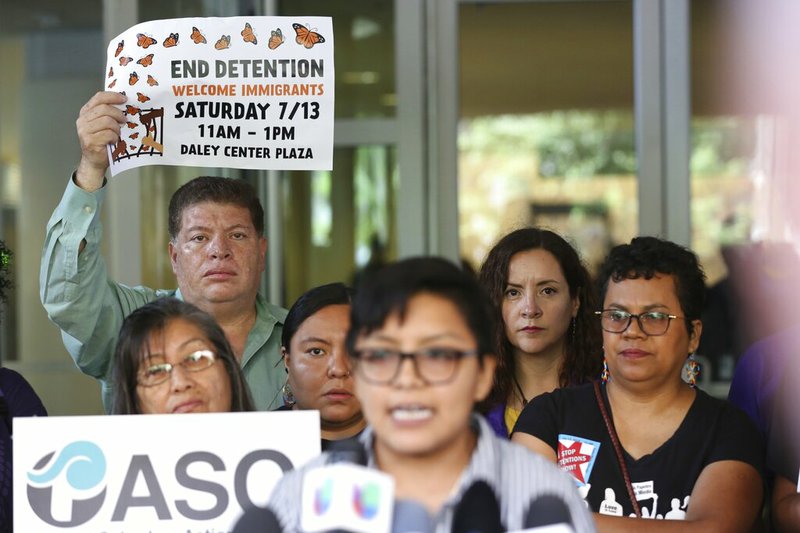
[40,178,287,412]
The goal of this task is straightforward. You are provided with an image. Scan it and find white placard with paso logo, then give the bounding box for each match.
[14,410,320,531]
[104,16,334,175]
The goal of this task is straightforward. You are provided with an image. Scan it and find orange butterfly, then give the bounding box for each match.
[292,23,325,49]
[114,40,124,57]
[129,132,140,139]
[125,105,140,115]
[137,54,154,67]
[241,23,257,45]
[119,56,132,66]
[191,26,206,44]
[136,92,150,103]
[163,33,179,48]
[107,79,117,89]
[137,33,157,48]
[268,28,284,50]
[129,71,139,85]
[107,66,114,78]
[146,74,159,86]
[126,122,138,129]
[214,35,231,50]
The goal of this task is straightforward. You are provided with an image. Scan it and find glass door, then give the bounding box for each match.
[457,1,638,275]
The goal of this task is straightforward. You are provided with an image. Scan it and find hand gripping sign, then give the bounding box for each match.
[105,16,334,175]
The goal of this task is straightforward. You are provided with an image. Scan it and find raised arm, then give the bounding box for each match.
[40,91,160,410]
[74,91,127,192]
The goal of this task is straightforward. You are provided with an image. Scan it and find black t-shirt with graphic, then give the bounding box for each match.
[513,382,763,519]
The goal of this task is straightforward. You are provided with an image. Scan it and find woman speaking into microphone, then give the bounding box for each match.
[264,257,594,531]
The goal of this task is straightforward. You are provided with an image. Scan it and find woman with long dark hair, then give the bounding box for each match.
[479,227,602,436]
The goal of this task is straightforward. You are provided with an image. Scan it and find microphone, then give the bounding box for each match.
[392,499,433,533]
[326,437,369,466]
[450,480,504,533]
[232,504,284,533]
[507,494,575,533]
[300,441,395,533]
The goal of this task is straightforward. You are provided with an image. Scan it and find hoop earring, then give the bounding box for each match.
[683,353,700,388]
[601,358,610,384]
[282,378,296,407]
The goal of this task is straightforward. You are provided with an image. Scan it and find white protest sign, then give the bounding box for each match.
[104,16,334,175]
[14,410,320,531]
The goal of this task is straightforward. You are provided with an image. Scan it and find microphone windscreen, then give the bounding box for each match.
[232,504,283,533]
[523,494,573,529]
[392,499,433,533]
[325,437,368,466]
[450,480,504,533]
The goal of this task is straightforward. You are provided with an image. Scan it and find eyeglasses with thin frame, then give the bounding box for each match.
[595,310,683,336]
[351,347,479,385]
[137,349,217,387]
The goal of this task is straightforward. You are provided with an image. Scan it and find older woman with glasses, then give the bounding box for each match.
[512,237,763,532]
[111,297,254,414]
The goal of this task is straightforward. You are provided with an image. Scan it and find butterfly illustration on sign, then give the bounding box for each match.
[137,54,154,67]
[191,26,206,44]
[292,23,325,49]
[268,28,284,50]
[215,35,231,50]
[163,32,179,48]
[241,22,257,45]
[112,106,164,163]
[136,33,157,48]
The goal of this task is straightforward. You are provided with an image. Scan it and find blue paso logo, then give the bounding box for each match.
[24,442,293,527]
[27,441,107,527]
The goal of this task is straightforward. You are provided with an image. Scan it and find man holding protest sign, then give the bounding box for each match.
[39,90,287,412]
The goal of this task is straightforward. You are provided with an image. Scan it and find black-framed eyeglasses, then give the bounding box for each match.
[351,348,479,385]
[137,349,217,387]
[595,310,682,337]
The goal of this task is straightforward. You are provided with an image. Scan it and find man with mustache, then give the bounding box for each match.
[40,91,287,412]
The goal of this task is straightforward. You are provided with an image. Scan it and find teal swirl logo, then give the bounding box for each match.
[27,441,107,527]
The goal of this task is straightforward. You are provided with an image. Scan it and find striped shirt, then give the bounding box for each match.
[267,414,596,532]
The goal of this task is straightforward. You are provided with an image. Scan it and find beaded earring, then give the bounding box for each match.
[601,358,610,384]
[683,353,700,387]
[282,379,296,407]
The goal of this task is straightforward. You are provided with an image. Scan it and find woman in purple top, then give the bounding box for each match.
[478,228,602,437]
